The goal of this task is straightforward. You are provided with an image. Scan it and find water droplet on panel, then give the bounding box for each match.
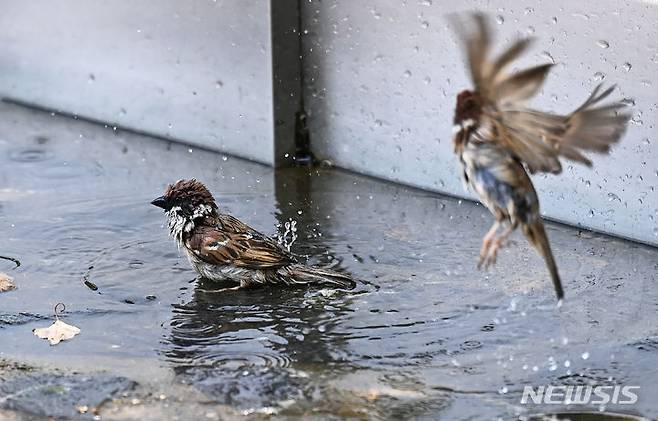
[403,70,412,78]
[582,352,590,360]
[420,21,429,29]
[621,62,632,72]
[597,40,610,49]
[495,15,504,25]
[541,51,555,64]
[593,71,605,81]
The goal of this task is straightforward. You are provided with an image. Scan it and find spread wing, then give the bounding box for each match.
[186,214,295,270]
[450,12,546,104]
[491,84,630,174]
[451,12,630,174]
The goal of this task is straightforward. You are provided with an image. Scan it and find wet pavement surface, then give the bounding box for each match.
[0,102,657,420]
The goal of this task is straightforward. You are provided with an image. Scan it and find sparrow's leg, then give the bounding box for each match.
[483,222,518,268]
[478,221,500,269]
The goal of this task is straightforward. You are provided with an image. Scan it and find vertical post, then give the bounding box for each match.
[270,0,304,167]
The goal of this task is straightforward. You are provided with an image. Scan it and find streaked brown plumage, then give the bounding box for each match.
[152,179,355,291]
[450,13,630,300]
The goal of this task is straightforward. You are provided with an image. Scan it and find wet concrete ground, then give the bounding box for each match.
[0,102,657,420]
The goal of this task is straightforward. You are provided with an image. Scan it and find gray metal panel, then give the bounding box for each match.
[271,0,303,165]
[302,0,658,245]
[0,0,275,165]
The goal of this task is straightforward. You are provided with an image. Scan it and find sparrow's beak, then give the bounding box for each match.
[151,196,168,209]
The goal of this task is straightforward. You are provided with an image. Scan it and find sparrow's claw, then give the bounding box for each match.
[478,235,508,269]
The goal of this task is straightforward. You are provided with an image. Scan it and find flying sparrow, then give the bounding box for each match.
[450,13,630,299]
[151,179,355,291]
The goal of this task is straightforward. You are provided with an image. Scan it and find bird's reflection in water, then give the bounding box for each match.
[165,278,355,409]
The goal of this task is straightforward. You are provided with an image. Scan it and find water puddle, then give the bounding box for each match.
[1,104,657,419]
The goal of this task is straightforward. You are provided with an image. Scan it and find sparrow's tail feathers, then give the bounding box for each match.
[522,220,564,300]
[287,264,356,289]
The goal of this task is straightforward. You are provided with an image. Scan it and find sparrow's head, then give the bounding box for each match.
[152,179,217,214]
[454,90,482,127]
[152,180,218,241]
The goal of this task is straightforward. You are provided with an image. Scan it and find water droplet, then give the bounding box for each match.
[593,71,605,81]
[371,9,381,19]
[607,192,621,202]
[541,51,555,64]
[88,74,96,82]
[420,0,432,5]
[564,360,571,367]
[653,227,658,237]
[215,80,224,88]
[167,123,173,129]
[621,62,632,72]
[526,26,536,35]
[597,40,610,49]
[423,76,431,85]
[222,156,228,161]
[619,98,635,107]
[396,145,402,152]
[420,21,429,29]
[588,210,595,218]
[499,386,508,394]
[582,352,590,360]
[551,17,558,24]
[403,70,412,78]
[495,15,504,25]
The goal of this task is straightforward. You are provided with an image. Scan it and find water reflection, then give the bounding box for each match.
[166,278,357,408]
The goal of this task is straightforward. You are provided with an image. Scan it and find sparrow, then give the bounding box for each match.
[151,179,355,291]
[450,13,630,300]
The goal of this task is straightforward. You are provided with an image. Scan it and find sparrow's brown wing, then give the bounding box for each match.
[450,12,491,93]
[490,84,630,173]
[187,215,295,270]
[450,12,540,102]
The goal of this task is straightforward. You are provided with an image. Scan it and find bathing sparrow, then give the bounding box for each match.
[152,179,355,291]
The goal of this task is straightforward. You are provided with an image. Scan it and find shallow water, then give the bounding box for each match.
[1,104,657,420]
